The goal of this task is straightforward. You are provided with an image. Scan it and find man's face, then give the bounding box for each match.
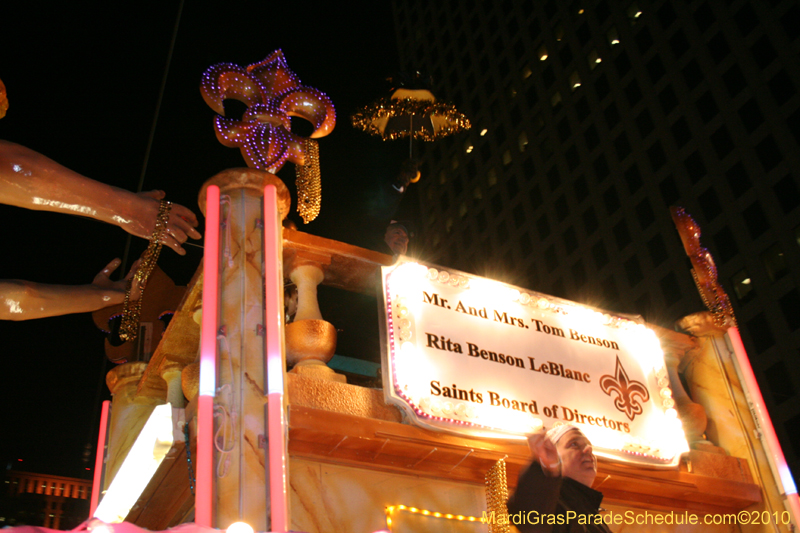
[384,225,409,255]
[556,429,597,487]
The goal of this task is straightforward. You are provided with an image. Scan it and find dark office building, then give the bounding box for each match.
[392,0,800,478]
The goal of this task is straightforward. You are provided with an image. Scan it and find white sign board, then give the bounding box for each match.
[380,260,689,467]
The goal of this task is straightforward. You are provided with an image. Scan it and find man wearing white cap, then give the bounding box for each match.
[506,423,610,533]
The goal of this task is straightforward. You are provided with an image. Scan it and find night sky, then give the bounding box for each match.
[0,1,412,478]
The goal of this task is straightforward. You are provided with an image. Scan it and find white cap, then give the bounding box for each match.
[545,423,582,445]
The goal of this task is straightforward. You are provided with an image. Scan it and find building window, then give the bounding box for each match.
[518,131,528,152]
[636,198,655,229]
[647,141,667,171]
[713,227,739,263]
[551,92,563,109]
[659,175,681,206]
[513,204,526,228]
[608,27,620,46]
[710,126,735,158]
[780,290,800,330]
[670,117,691,148]
[658,85,678,115]
[723,64,747,98]
[648,234,668,266]
[627,2,643,23]
[738,99,764,133]
[765,361,796,405]
[592,240,610,268]
[503,150,513,166]
[575,175,589,202]
[537,213,551,238]
[725,162,752,197]
[625,165,643,193]
[693,2,715,33]
[582,206,598,234]
[487,168,497,187]
[615,51,632,77]
[604,185,621,214]
[594,154,610,180]
[746,312,776,352]
[696,91,719,124]
[660,272,682,306]
[614,219,632,249]
[625,79,643,106]
[636,109,654,138]
[521,64,533,80]
[570,71,582,90]
[605,102,621,129]
[545,244,559,272]
[646,55,666,83]
[669,30,690,58]
[762,244,789,281]
[698,187,722,221]
[755,135,783,172]
[584,124,600,151]
[538,44,548,61]
[734,3,758,37]
[572,260,587,287]
[625,256,644,286]
[588,49,602,70]
[657,2,677,29]
[743,201,770,238]
[614,132,632,161]
[555,195,569,221]
[595,74,610,100]
[563,227,578,253]
[708,32,731,63]
[773,175,800,214]
[684,151,707,183]
[682,60,704,90]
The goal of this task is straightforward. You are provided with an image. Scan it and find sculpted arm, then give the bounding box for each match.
[0,259,136,320]
[0,140,201,254]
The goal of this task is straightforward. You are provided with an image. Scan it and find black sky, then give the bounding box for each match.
[0,1,409,478]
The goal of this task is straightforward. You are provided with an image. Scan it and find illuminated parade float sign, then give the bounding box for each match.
[381,259,689,467]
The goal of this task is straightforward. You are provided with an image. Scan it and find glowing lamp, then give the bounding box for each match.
[93,404,175,523]
[227,522,254,533]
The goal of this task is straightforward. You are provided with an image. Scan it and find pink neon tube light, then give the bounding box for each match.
[264,184,288,532]
[727,327,800,525]
[196,185,221,527]
[90,400,110,517]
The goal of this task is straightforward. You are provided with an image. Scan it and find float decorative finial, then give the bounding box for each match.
[671,206,736,328]
[200,50,336,223]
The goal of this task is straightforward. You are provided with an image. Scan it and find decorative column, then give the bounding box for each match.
[654,326,710,448]
[284,252,342,383]
[197,168,290,531]
[104,362,167,489]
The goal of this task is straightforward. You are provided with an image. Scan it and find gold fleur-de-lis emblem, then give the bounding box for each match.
[599,356,650,421]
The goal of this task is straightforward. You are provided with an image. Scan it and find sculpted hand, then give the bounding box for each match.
[528,431,561,477]
[121,190,202,255]
[92,258,142,303]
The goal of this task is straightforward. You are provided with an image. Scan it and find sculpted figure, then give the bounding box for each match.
[0,140,201,320]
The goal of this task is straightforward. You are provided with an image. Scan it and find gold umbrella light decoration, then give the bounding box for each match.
[351,74,470,179]
[200,50,336,223]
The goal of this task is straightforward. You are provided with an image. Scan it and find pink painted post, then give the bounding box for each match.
[263,184,288,532]
[89,400,110,517]
[728,327,800,526]
[197,185,221,527]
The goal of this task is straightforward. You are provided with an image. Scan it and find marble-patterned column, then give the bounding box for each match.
[104,362,167,489]
[198,168,290,530]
